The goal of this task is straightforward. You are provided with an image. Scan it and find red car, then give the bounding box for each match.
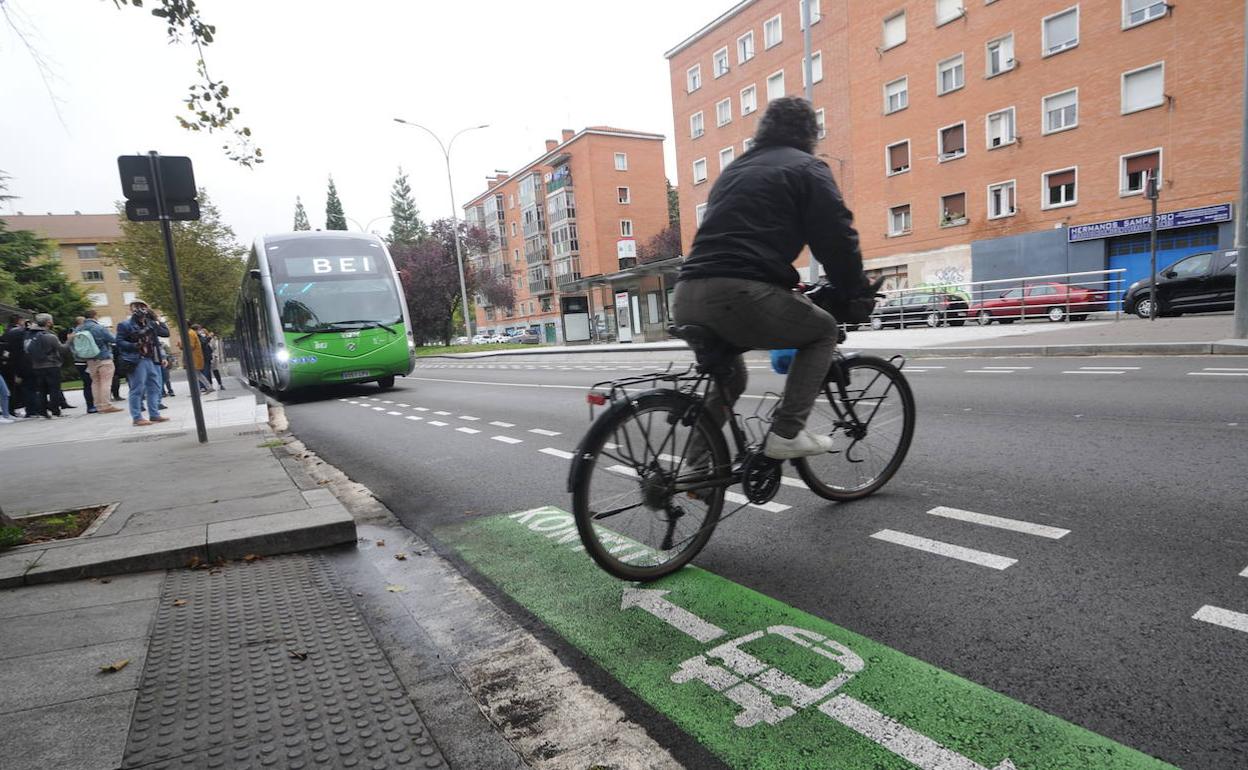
[970,282,1109,325]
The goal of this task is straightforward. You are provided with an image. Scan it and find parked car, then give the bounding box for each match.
[509,329,541,344]
[471,333,492,345]
[1122,250,1238,318]
[451,336,471,345]
[869,292,968,330]
[970,282,1109,325]
[490,333,512,343]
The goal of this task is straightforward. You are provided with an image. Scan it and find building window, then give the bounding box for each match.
[117,269,132,282]
[938,122,966,161]
[687,64,702,93]
[986,34,1014,77]
[884,77,908,114]
[511,222,517,237]
[1043,167,1077,208]
[695,203,708,227]
[987,180,1017,218]
[620,220,633,237]
[936,0,964,26]
[888,204,912,237]
[693,158,708,184]
[123,291,138,305]
[617,187,631,204]
[800,0,822,27]
[1043,6,1079,56]
[886,140,910,175]
[615,152,629,171]
[940,192,967,227]
[713,47,730,78]
[1043,88,1078,133]
[514,249,521,263]
[719,146,735,171]
[743,137,755,153]
[1122,62,1165,114]
[767,70,786,101]
[764,14,783,48]
[88,292,109,306]
[97,316,113,328]
[986,107,1016,148]
[737,30,755,63]
[803,51,823,86]
[1123,0,1168,28]
[82,269,105,282]
[937,54,964,95]
[815,108,826,139]
[716,98,732,127]
[508,194,514,209]
[1121,149,1161,195]
[76,245,99,260]
[883,11,906,49]
[741,85,758,115]
[690,111,705,138]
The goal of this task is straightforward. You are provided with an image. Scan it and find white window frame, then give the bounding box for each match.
[510,222,517,237]
[1119,147,1163,197]
[767,69,786,101]
[1122,0,1168,29]
[882,11,907,51]
[716,98,732,127]
[887,204,912,237]
[940,192,968,227]
[815,108,826,139]
[1041,166,1078,210]
[82,269,105,282]
[615,152,629,171]
[936,0,965,27]
[687,64,702,93]
[937,120,967,162]
[985,33,1015,77]
[885,139,911,176]
[719,146,735,171]
[937,53,965,95]
[737,30,756,63]
[713,47,730,78]
[1041,87,1078,134]
[884,76,908,114]
[695,203,709,227]
[122,291,138,305]
[97,315,113,328]
[617,186,631,204]
[803,50,823,86]
[800,0,822,28]
[620,219,633,237]
[764,14,783,48]
[740,85,758,116]
[117,269,132,282]
[743,137,755,153]
[693,158,709,184]
[1121,61,1165,115]
[1042,6,1079,57]
[690,111,705,138]
[987,179,1017,219]
[88,292,109,306]
[985,106,1016,149]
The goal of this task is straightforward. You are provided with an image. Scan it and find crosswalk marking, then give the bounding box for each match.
[927,506,1070,539]
[869,530,1017,570]
[1193,605,1248,634]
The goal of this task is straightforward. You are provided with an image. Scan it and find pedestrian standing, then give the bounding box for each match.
[0,369,14,423]
[187,324,214,393]
[116,299,170,426]
[110,342,126,402]
[66,316,96,413]
[73,310,123,415]
[1,315,29,415]
[201,327,224,390]
[159,340,176,398]
[26,313,67,419]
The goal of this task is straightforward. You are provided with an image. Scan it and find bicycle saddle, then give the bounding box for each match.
[668,324,746,372]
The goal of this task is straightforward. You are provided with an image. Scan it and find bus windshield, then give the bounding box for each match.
[265,235,404,334]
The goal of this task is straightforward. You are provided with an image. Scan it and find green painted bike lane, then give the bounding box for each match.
[440,507,1177,770]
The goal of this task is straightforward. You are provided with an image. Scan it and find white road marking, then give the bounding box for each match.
[1239,564,1248,578]
[414,407,429,411]
[382,400,394,404]
[372,406,386,411]
[780,476,805,488]
[927,506,1070,539]
[397,403,410,407]
[489,421,515,428]
[1201,367,1248,371]
[603,442,620,450]
[1188,371,1248,377]
[965,370,1014,374]
[870,530,1017,570]
[386,411,402,416]
[434,411,451,416]
[621,588,726,642]
[1080,366,1140,370]
[456,427,481,434]
[428,420,448,427]
[405,415,422,421]
[458,415,480,421]
[1062,370,1124,375]
[979,366,1032,370]
[1193,605,1248,634]
[530,428,561,437]
[338,398,350,402]
[724,491,790,513]
[540,447,574,459]
[492,435,523,444]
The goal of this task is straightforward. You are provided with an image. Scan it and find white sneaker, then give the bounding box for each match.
[0,416,14,424]
[764,429,835,459]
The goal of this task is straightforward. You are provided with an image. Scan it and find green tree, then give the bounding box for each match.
[325,176,347,231]
[0,172,20,304]
[293,196,310,231]
[666,178,680,229]
[0,221,90,325]
[104,189,245,334]
[387,167,425,246]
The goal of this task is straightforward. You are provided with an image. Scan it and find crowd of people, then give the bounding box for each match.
[0,299,224,427]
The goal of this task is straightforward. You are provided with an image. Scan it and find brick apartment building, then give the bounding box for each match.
[667,1,1243,300]
[1,213,139,328]
[462,127,671,344]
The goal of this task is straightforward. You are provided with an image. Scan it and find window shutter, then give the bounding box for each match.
[1126,153,1159,174]
[1124,66,1164,111]
[1047,170,1075,187]
[943,193,966,217]
[944,124,965,153]
[889,143,909,170]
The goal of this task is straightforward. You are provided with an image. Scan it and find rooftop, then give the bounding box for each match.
[1,213,124,243]
[664,0,757,59]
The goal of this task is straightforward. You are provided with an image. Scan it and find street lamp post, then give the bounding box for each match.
[345,215,392,235]
[393,118,489,339]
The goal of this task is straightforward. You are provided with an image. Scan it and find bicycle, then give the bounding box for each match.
[568,300,915,582]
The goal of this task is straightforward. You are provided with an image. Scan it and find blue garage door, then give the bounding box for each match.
[1107,226,1219,309]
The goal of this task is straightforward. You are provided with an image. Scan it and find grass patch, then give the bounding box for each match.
[257,439,285,448]
[0,504,109,548]
[413,343,538,357]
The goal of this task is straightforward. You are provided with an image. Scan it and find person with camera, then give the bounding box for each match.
[115,299,170,426]
[25,313,67,419]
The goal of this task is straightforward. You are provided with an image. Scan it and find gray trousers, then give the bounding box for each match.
[673,277,838,439]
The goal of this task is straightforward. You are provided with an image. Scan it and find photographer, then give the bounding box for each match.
[115,299,170,427]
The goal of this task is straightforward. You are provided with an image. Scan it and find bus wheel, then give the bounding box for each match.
[378,376,395,390]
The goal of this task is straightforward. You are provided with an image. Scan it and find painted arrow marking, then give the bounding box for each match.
[621,588,727,643]
[820,695,1016,770]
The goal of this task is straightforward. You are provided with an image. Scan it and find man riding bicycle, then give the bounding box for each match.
[673,96,872,460]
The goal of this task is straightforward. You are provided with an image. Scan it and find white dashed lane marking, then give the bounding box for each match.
[492,436,523,444]
[540,447,575,459]
[530,428,561,437]
[1193,605,1248,634]
[458,415,480,421]
[372,406,386,411]
[927,506,1070,539]
[490,421,515,428]
[1189,367,1248,376]
[405,415,422,421]
[434,411,451,416]
[386,411,402,416]
[428,420,448,427]
[457,427,481,434]
[870,530,1017,570]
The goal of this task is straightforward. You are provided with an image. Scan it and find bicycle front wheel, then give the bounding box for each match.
[572,391,729,582]
[795,356,915,501]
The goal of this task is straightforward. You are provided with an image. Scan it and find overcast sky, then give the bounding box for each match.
[1,0,726,244]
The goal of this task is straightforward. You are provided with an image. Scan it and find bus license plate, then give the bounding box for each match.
[340,370,371,380]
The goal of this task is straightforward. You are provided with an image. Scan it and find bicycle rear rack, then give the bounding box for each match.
[584,363,703,420]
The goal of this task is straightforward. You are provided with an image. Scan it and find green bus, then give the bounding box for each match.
[235,232,415,393]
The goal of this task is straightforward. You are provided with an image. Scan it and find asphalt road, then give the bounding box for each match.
[280,353,1248,769]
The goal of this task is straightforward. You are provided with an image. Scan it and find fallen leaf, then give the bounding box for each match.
[172,599,188,607]
[243,554,262,563]
[100,659,130,673]
[287,649,308,661]
[375,539,386,547]
[394,553,407,561]
[385,584,405,593]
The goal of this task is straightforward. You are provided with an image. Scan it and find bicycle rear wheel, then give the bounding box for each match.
[794,356,915,501]
[572,391,729,582]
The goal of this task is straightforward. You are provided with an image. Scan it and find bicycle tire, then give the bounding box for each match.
[572,390,730,582]
[794,356,915,501]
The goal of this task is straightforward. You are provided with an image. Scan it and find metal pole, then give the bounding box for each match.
[147,151,207,444]
[443,150,474,339]
[1148,171,1159,322]
[1234,0,1248,337]
[802,0,819,284]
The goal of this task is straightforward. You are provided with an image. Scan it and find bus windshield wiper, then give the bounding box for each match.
[326,320,398,334]
[292,326,336,343]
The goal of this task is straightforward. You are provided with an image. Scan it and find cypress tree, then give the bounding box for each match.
[388,167,426,246]
[292,196,310,230]
[325,176,347,230]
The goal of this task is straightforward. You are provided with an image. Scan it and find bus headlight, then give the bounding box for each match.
[275,348,290,366]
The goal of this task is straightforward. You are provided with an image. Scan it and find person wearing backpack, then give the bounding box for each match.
[25,314,66,419]
[72,310,122,414]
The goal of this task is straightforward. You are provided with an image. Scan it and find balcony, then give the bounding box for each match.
[524,239,549,265]
[554,256,582,288]
[528,274,553,294]
[546,167,573,194]
[617,256,638,270]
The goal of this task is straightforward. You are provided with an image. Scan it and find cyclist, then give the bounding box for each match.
[673,96,871,460]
